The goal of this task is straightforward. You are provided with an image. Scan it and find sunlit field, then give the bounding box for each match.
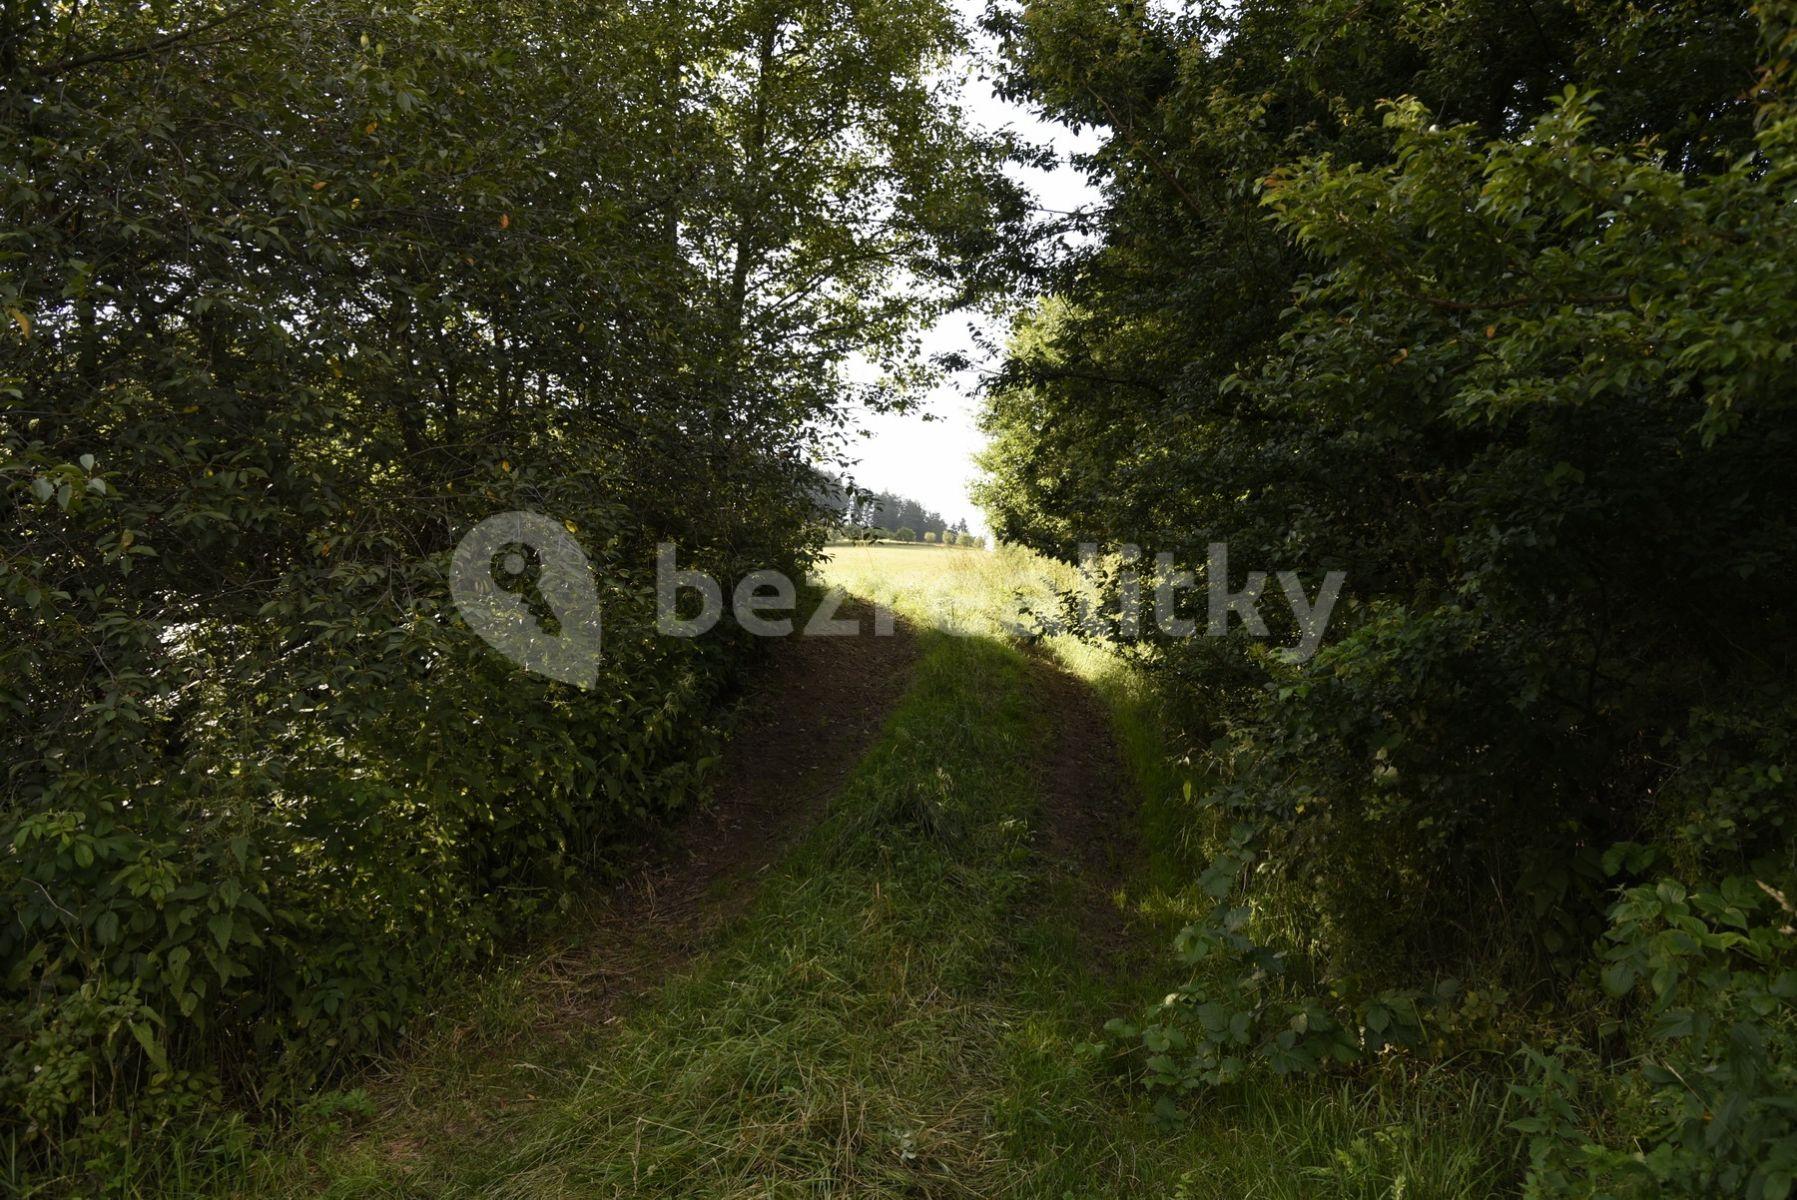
[818,542,1079,637]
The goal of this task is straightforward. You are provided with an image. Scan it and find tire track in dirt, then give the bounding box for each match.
[1025,651,1140,961]
[361,601,919,1167]
[527,598,920,1031]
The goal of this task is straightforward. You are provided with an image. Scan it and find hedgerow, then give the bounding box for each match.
[981,0,1797,1189]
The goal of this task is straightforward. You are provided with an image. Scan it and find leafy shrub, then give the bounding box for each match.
[1515,871,1797,1199]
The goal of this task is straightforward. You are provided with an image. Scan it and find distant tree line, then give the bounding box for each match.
[815,476,983,546]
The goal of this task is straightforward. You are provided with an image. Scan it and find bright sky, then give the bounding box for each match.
[841,5,1103,539]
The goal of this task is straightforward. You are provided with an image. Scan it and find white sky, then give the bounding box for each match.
[840,4,1103,539]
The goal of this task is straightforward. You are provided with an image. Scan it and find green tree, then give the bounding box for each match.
[0,0,1018,1179]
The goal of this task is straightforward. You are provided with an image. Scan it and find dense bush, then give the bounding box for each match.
[979,0,1797,1188]
[1515,867,1797,1198]
[0,0,1014,1184]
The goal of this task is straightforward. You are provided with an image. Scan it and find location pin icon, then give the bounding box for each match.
[450,512,603,688]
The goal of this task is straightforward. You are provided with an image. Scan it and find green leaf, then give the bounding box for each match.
[130,1021,169,1073]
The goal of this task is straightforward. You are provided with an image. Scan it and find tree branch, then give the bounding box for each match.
[34,3,258,76]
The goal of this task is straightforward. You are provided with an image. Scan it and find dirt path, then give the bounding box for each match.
[318,603,1165,1192]
[499,599,920,1035]
[1026,650,1140,960]
[356,603,918,1167]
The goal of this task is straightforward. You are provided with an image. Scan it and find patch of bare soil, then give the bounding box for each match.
[1026,652,1139,960]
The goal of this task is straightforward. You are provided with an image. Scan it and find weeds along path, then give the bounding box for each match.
[275,601,1191,1198]
[262,555,1505,1199]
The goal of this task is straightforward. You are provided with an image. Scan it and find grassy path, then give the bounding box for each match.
[292,627,1157,1196]
[249,548,1509,1199]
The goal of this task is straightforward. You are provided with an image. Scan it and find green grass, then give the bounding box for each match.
[203,545,1515,1199]
[818,542,1068,638]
